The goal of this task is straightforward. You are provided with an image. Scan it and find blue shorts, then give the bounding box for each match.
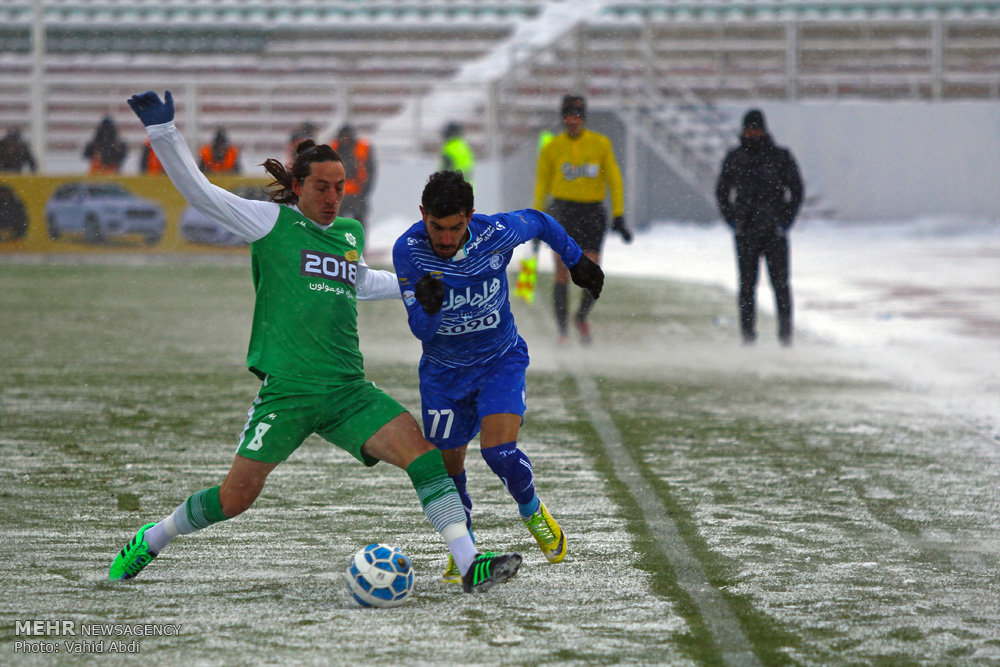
[419,339,528,449]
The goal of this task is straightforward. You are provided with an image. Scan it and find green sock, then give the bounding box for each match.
[406,450,468,534]
[168,486,228,536]
[145,486,229,553]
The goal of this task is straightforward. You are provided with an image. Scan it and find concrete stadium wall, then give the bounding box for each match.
[485,100,1000,224]
[725,100,1000,222]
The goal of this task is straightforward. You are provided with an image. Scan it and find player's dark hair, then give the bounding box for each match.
[421,170,474,218]
[261,140,342,205]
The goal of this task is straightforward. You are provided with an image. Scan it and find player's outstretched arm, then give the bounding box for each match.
[569,255,604,299]
[127,90,277,243]
[502,209,583,270]
[128,90,175,127]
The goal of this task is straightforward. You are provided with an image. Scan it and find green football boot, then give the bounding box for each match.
[462,552,522,594]
[109,522,158,581]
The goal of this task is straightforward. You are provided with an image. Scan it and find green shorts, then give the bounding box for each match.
[236,374,407,466]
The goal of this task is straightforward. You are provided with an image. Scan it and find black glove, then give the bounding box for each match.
[569,255,604,300]
[127,91,175,127]
[611,216,633,243]
[414,274,445,315]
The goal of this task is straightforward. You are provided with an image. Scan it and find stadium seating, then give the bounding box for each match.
[0,0,543,171]
[0,0,997,172]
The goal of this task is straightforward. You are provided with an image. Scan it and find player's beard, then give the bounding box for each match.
[431,229,469,259]
[432,241,458,258]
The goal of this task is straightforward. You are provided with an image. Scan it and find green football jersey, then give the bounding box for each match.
[246,206,367,383]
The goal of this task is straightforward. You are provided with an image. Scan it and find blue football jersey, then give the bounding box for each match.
[393,208,583,369]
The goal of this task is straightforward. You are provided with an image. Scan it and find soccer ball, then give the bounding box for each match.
[345,543,415,608]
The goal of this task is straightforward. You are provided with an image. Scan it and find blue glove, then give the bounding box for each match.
[127,90,174,127]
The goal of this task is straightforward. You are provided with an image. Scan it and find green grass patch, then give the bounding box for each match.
[1,260,998,665]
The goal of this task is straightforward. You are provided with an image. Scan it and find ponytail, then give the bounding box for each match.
[262,139,342,205]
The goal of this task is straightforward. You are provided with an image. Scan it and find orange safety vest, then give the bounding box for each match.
[145,141,164,175]
[89,156,120,175]
[330,139,371,196]
[199,145,239,173]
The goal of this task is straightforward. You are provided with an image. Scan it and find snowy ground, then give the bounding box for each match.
[362,212,1000,663]
[370,214,1000,440]
[602,217,1000,440]
[2,214,997,664]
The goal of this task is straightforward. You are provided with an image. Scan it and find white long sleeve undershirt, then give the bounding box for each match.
[146,120,399,300]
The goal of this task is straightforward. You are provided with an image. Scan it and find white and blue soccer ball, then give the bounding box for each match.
[345,543,415,609]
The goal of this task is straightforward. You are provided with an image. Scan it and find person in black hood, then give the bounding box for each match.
[715,108,804,346]
[0,128,37,173]
[83,116,128,174]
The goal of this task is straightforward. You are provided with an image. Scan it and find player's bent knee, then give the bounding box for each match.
[364,412,434,469]
[219,455,276,516]
[218,491,256,518]
[218,482,264,517]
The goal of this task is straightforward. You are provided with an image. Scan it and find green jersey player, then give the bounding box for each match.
[109,91,520,594]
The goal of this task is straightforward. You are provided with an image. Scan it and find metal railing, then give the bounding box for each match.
[5,11,998,172]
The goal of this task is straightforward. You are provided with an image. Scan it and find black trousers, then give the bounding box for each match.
[548,199,607,253]
[734,231,792,342]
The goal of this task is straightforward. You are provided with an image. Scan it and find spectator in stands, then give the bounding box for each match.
[83,116,128,175]
[139,139,164,175]
[715,108,804,347]
[287,121,317,163]
[0,128,38,173]
[331,124,375,230]
[533,94,631,345]
[199,128,241,174]
[439,122,475,186]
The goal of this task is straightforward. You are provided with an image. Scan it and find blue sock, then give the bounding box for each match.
[450,469,473,533]
[517,496,541,519]
[481,441,538,518]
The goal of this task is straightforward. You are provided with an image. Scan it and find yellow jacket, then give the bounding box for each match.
[533,128,624,217]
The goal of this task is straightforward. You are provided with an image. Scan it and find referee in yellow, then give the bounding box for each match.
[534,94,631,345]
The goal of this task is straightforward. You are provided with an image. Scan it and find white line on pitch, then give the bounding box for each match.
[568,368,762,667]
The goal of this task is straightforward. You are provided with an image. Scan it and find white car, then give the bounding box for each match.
[46,182,165,244]
[180,185,267,246]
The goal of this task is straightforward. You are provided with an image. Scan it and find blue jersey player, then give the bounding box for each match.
[393,171,604,582]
